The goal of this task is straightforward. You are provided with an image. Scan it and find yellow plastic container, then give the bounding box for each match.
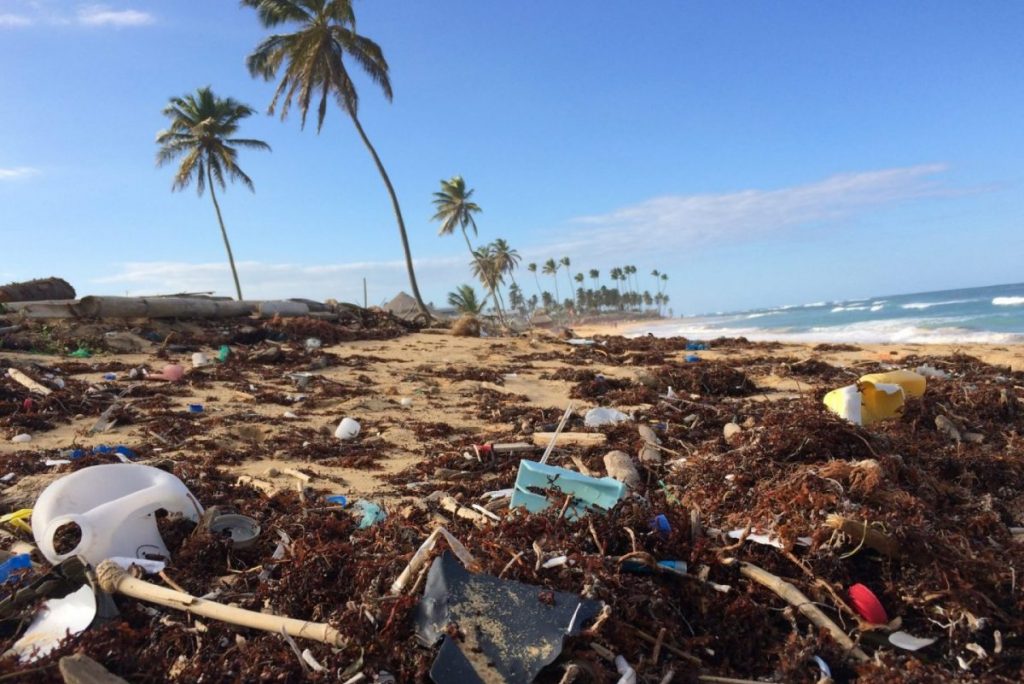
[858,370,926,398]
[823,370,926,426]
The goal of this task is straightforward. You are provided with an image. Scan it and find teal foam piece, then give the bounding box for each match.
[511,460,626,520]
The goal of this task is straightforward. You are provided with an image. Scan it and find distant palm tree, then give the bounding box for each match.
[447,284,484,315]
[156,86,270,301]
[589,269,600,290]
[432,175,481,259]
[559,257,573,303]
[660,273,669,295]
[490,238,521,289]
[609,267,623,296]
[242,0,430,319]
[471,245,506,321]
[527,262,542,299]
[542,258,560,304]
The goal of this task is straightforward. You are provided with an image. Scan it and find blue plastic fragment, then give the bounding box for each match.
[93,445,112,454]
[651,514,671,535]
[685,342,706,351]
[621,559,688,575]
[325,495,348,506]
[0,554,32,585]
[353,500,386,529]
[511,460,626,520]
[684,354,701,363]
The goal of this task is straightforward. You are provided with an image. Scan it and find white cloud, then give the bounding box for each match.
[563,164,962,257]
[0,13,33,27]
[77,5,154,27]
[91,256,467,305]
[0,166,40,180]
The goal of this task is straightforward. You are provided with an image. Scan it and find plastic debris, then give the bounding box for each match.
[188,403,204,413]
[889,630,938,651]
[335,417,361,440]
[511,460,626,519]
[0,554,32,585]
[209,513,262,549]
[217,345,231,362]
[352,500,386,529]
[10,433,31,443]
[685,354,701,362]
[823,370,926,425]
[8,584,96,663]
[415,551,602,683]
[584,407,631,427]
[69,347,92,358]
[848,583,888,624]
[107,557,167,575]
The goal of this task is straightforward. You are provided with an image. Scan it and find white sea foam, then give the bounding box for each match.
[831,305,869,313]
[900,299,978,310]
[993,297,1024,306]
[625,318,1024,345]
[870,304,884,312]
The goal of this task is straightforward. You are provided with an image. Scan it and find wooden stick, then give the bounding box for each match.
[824,514,900,558]
[282,468,311,483]
[631,627,702,665]
[722,558,868,662]
[96,560,344,646]
[532,432,606,448]
[7,368,52,396]
[540,402,575,464]
[440,496,490,525]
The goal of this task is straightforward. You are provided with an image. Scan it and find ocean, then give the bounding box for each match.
[632,282,1024,344]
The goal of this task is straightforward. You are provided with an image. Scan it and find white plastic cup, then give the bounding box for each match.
[191,352,209,368]
[335,417,361,440]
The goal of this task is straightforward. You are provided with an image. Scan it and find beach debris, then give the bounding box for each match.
[352,500,386,529]
[722,422,742,443]
[191,352,210,368]
[848,583,888,625]
[31,464,203,565]
[824,515,900,558]
[414,551,602,683]
[531,431,607,448]
[539,402,576,464]
[935,414,962,442]
[95,560,345,646]
[888,631,938,652]
[335,417,361,440]
[208,513,261,549]
[10,433,31,443]
[725,558,869,662]
[59,653,130,684]
[149,363,185,382]
[584,406,631,427]
[6,368,53,395]
[0,554,32,585]
[187,403,204,413]
[823,370,926,425]
[451,314,481,337]
[511,460,626,519]
[603,450,641,488]
[7,584,97,663]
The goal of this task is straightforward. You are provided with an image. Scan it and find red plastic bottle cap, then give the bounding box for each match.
[848,583,888,624]
[22,398,34,413]
[475,443,493,457]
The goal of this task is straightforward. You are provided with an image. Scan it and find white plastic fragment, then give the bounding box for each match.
[335,417,360,440]
[44,459,71,467]
[542,555,568,569]
[301,648,327,673]
[584,407,631,427]
[888,631,938,651]
[915,364,950,380]
[481,488,514,500]
[11,434,31,443]
[727,529,813,549]
[813,655,832,679]
[8,584,96,662]
[614,655,637,684]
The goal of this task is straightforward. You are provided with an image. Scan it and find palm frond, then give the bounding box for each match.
[240,0,312,28]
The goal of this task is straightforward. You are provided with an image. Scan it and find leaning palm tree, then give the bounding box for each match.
[242,0,430,319]
[447,284,484,315]
[432,176,481,259]
[156,86,270,301]
[542,259,560,304]
[471,246,506,322]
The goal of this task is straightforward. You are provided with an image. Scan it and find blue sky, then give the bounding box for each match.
[1,1,1022,313]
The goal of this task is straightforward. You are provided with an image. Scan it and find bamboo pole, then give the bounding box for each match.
[96,561,344,646]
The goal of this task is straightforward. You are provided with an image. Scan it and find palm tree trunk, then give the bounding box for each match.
[552,276,560,304]
[532,273,542,299]
[564,272,574,305]
[349,112,430,319]
[207,167,244,301]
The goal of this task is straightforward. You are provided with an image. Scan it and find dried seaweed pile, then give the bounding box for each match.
[1,332,1024,682]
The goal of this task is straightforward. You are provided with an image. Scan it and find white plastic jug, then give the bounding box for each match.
[31,464,203,566]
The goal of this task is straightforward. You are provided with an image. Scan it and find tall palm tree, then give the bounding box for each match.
[447,284,484,315]
[527,262,542,298]
[243,0,430,319]
[660,273,669,295]
[156,86,269,301]
[589,268,600,290]
[432,175,481,258]
[609,267,623,296]
[559,256,573,304]
[542,258,560,304]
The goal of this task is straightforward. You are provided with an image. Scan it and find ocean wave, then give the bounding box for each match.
[901,299,978,310]
[870,304,884,312]
[624,318,1024,345]
[993,297,1024,306]
[831,305,869,313]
